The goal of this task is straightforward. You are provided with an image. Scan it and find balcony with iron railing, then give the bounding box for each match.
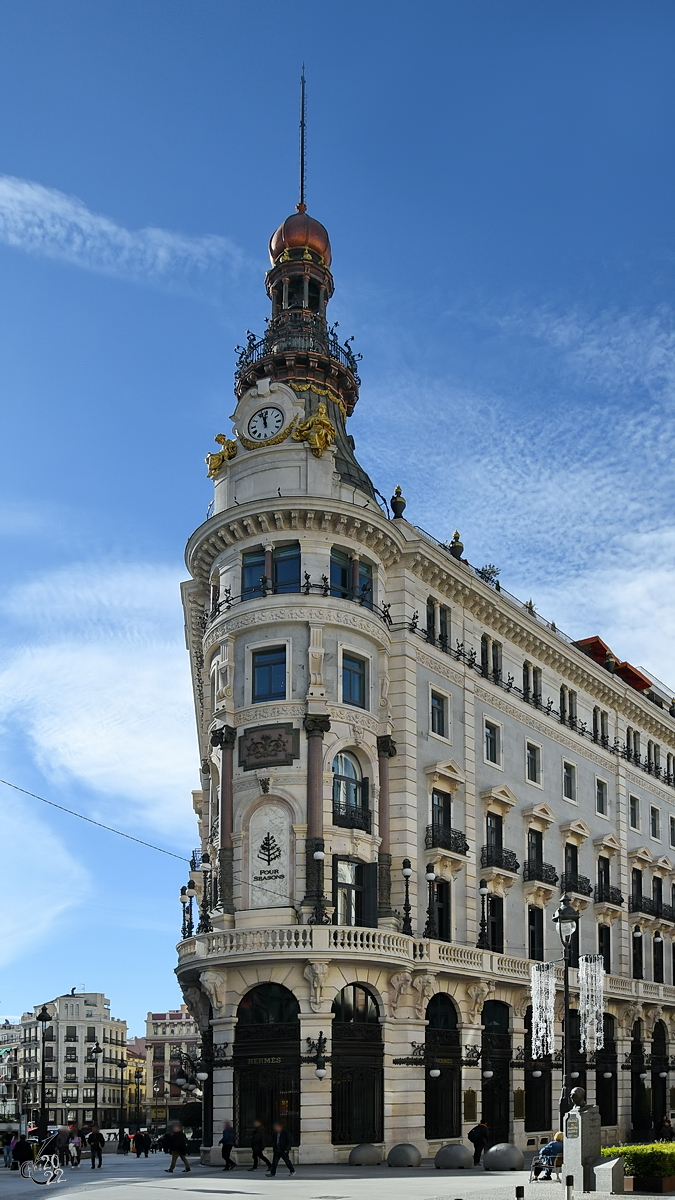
[560,873,593,897]
[332,797,372,834]
[629,895,675,921]
[523,859,559,886]
[234,315,362,390]
[425,823,469,855]
[480,845,520,873]
[594,884,624,907]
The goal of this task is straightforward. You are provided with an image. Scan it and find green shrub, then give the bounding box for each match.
[602,1144,675,1178]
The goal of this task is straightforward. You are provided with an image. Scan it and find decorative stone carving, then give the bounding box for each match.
[621,1000,642,1036]
[412,972,436,1018]
[644,1005,664,1038]
[554,993,565,1024]
[238,724,300,771]
[389,971,412,1015]
[304,961,329,1012]
[199,969,227,1017]
[180,984,209,1031]
[513,989,531,1019]
[466,980,494,1023]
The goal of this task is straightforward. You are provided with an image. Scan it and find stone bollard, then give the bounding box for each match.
[594,1157,624,1194]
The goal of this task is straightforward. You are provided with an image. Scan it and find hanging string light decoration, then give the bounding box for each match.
[579,954,605,1053]
[531,961,556,1059]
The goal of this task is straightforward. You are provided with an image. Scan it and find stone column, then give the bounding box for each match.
[377,735,397,920]
[212,725,236,915]
[303,715,331,911]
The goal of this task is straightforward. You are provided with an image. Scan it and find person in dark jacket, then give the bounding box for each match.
[164,1125,191,1174]
[248,1120,271,1172]
[12,1135,34,1168]
[88,1127,105,1169]
[660,1118,674,1141]
[219,1122,236,1171]
[468,1120,490,1165]
[122,1134,131,1155]
[266,1122,295,1177]
[3,1128,16,1168]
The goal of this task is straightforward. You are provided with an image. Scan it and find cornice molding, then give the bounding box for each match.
[205,600,391,652]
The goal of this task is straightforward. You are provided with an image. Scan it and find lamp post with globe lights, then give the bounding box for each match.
[91,1040,103,1128]
[553,893,581,1125]
[423,863,438,939]
[36,1005,52,1143]
[401,858,413,936]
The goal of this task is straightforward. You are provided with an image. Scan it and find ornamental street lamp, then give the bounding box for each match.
[197,855,213,934]
[553,893,580,1125]
[401,858,413,936]
[302,1032,330,1079]
[476,878,490,950]
[309,844,330,926]
[135,1068,143,1130]
[423,863,438,939]
[117,1056,127,1144]
[36,1004,51,1143]
[180,881,196,939]
[91,1041,103,1128]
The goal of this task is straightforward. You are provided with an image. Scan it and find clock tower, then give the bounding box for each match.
[205,202,378,516]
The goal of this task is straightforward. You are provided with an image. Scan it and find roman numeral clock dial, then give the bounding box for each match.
[247,407,284,441]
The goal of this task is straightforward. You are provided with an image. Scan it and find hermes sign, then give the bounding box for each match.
[238,723,300,771]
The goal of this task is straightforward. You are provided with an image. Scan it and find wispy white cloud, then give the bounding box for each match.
[0,174,246,293]
[0,562,197,838]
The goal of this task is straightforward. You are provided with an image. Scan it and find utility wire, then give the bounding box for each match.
[0,777,189,863]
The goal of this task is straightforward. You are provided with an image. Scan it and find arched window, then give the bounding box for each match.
[332,984,379,1024]
[332,752,370,832]
[426,993,458,1030]
[237,983,300,1026]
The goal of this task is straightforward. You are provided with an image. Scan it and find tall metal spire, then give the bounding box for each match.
[298,65,307,213]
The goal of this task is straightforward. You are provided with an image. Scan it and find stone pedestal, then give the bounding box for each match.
[564,1098,602,1191]
[594,1156,624,1193]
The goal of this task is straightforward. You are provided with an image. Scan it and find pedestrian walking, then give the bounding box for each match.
[122,1134,131,1155]
[2,1128,15,1168]
[69,1127,82,1165]
[266,1121,295,1177]
[88,1126,105,1170]
[219,1121,236,1170]
[12,1135,34,1170]
[248,1119,271,1172]
[661,1118,674,1141]
[163,1124,191,1174]
[55,1127,70,1168]
[135,1131,144,1158]
[468,1119,490,1165]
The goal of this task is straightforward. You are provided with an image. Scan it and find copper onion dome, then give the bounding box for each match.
[268,203,332,267]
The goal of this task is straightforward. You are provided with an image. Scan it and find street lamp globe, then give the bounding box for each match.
[425,863,436,882]
[186,880,197,899]
[553,895,579,945]
[402,859,413,879]
[196,1070,209,1082]
[429,1067,441,1079]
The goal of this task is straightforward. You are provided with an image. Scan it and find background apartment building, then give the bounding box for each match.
[145,1006,199,1129]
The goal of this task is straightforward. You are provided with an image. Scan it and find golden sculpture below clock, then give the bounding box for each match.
[292,402,336,458]
[205,433,238,478]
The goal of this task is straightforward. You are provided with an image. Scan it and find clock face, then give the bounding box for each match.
[247,407,285,441]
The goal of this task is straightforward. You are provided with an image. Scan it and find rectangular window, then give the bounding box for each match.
[426,598,436,643]
[487,895,504,954]
[597,855,610,892]
[65,1027,77,1042]
[630,796,640,831]
[65,1048,76,1062]
[435,880,451,942]
[564,842,578,880]
[432,788,452,831]
[596,778,608,816]
[342,653,367,708]
[653,875,663,910]
[357,560,373,608]
[431,691,447,738]
[526,741,541,784]
[601,711,609,743]
[528,828,543,866]
[330,549,350,599]
[563,761,576,801]
[242,547,266,600]
[528,906,544,960]
[598,924,611,973]
[333,859,363,927]
[273,543,301,594]
[632,868,643,903]
[654,935,664,984]
[532,667,542,707]
[439,606,449,652]
[485,719,500,764]
[252,646,286,702]
[568,690,578,725]
[486,812,503,851]
[651,806,661,840]
[670,815,675,849]
[481,634,490,676]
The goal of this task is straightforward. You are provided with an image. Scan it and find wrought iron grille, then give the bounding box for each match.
[425,823,469,854]
[523,859,558,885]
[560,873,593,897]
[480,845,520,873]
[332,798,372,834]
[594,884,624,906]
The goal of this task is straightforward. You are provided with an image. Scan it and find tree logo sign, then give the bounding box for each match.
[257,832,282,866]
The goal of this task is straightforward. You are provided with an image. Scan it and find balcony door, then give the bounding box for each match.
[233,983,300,1148]
[331,985,383,1145]
[481,1000,511,1145]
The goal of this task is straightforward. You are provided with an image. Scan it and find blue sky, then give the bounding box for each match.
[2,0,675,1033]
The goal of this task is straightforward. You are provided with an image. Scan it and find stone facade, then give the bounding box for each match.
[177,203,675,1162]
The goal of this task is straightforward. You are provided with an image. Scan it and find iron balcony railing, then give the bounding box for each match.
[523,859,559,886]
[560,873,593,897]
[234,316,362,386]
[425,823,469,854]
[203,577,392,633]
[628,895,675,921]
[332,798,372,834]
[480,845,520,873]
[594,884,624,907]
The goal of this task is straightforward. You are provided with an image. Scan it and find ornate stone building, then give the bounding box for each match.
[176,201,675,1163]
